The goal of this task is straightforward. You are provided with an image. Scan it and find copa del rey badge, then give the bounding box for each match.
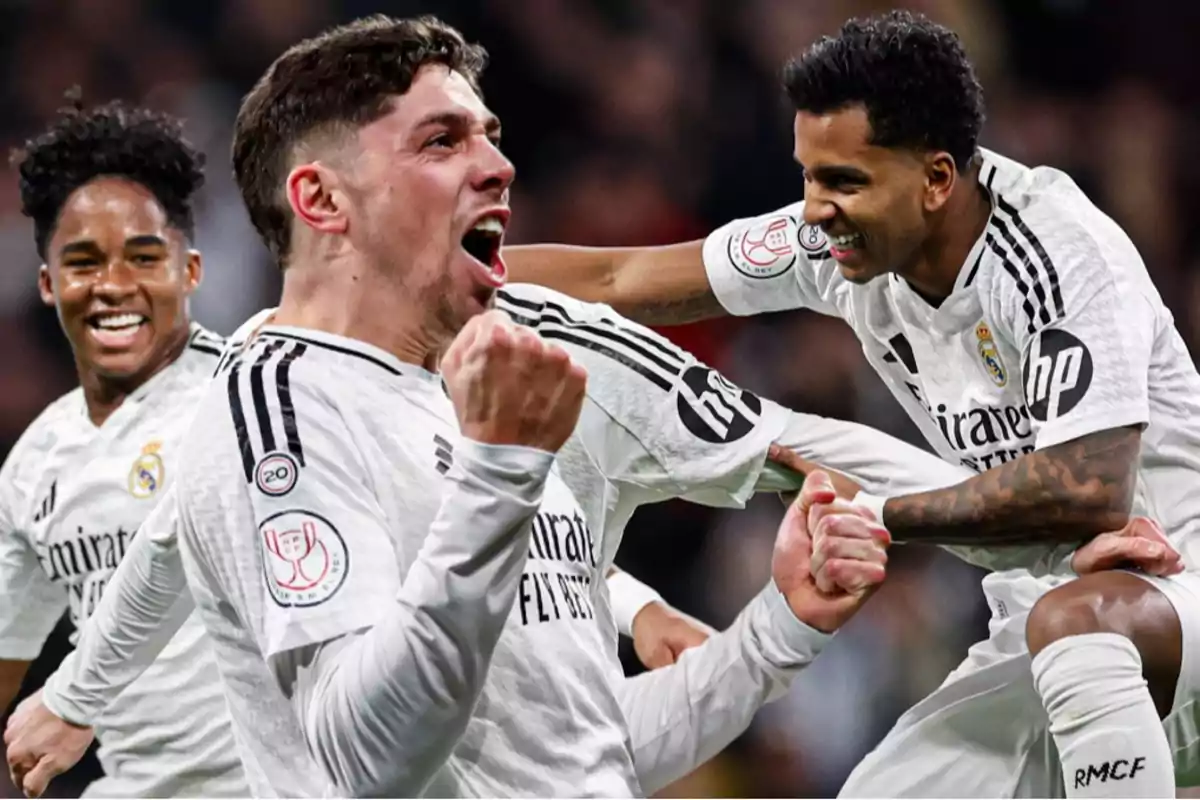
[976,320,1008,387]
[259,509,348,607]
[726,215,799,279]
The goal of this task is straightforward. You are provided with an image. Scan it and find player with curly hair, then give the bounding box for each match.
[0,93,249,797]
[505,10,1200,797]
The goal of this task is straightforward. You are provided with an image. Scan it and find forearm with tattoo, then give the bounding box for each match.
[883,426,1140,545]
[613,286,725,326]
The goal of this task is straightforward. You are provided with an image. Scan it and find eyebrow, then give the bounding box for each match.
[413,110,502,137]
[59,234,168,257]
[806,164,871,183]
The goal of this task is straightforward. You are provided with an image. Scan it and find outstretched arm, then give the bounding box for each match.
[875,426,1139,545]
[504,241,724,325]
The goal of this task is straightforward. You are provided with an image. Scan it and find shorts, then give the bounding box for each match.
[838,570,1200,798]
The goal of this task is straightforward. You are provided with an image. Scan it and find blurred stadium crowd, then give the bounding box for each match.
[2,0,1199,796]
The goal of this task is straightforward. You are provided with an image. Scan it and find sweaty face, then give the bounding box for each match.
[793,107,931,284]
[39,177,200,384]
[343,64,514,338]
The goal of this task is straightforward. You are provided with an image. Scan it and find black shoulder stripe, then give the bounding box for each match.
[995,194,1064,318]
[985,233,1038,335]
[538,329,672,391]
[228,340,309,482]
[276,343,306,467]
[226,363,255,482]
[989,216,1053,327]
[249,341,286,454]
[496,291,687,389]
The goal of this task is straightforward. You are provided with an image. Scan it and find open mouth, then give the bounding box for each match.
[86,311,148,348]
[827,231,864,262]
[461,213,508,287]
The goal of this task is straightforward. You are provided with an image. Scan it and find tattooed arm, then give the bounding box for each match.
[879,426,1140,545]
[502,241,726,325]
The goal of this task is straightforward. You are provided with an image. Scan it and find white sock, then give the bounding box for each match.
[1032,632,1175,798]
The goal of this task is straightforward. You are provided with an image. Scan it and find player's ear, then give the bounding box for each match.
[923,151,957,213]
[37,264,54,306]
[183,249,203,295]
[286,162,349,236]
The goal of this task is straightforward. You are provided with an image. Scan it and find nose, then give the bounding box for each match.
[473,138,515,196]
[802,184,837,229]
[94,259,138,301]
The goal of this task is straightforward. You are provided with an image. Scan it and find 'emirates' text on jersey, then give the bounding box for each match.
[703,148,1200,582]
[176,315,644,797]
[0,326,245,797]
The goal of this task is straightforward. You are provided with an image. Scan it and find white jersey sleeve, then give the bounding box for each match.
[497,285,789,508]
[757,409,973,497]
[41,488,191,725]
[618,584,828,794]
[0,438,67,660]
[701,203,844,317]
[992,205,1154,449]
[272,441,555,797]
[180,360,558,797]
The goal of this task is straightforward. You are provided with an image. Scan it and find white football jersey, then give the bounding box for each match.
[174,319,639,798]
[0,325,246,797]
[702,147,1200,629]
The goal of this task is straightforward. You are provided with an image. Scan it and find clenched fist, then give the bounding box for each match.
[773,471,890,633]
[443,311,587,453]
[630,602,715,670]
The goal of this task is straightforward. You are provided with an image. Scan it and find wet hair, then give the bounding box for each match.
[12,88,205,259]
[782,10,985,171]
[232,14,488,264]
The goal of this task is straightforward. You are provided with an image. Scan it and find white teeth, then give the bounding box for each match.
[472,217,505,235]
[831,234,860,248]
[95,314,145,329]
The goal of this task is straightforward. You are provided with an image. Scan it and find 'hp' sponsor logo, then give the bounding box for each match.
[1022,329,1093,422]
[677,366,762,443]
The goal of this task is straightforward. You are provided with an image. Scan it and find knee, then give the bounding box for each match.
[1026,575,1113,657]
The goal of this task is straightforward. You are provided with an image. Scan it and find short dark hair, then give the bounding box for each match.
[232,14,488,265]
[12,90,205,259]
[782,11,985,171]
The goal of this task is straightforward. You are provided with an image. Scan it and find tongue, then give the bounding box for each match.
[489,251,508,285]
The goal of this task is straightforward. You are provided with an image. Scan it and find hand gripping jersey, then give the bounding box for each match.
[0,326,246,798]
[702,147,1200,633]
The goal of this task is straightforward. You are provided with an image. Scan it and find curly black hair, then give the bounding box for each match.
[782,10,985,171]
[233,14,487,264]
[11,90,206,259]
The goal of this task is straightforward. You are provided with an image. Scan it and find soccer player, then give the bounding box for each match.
[502,11,1200,797]
[0,99,247,796]
[140,15,896,799]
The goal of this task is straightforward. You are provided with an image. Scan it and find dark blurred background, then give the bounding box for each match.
[2,0,1199,796]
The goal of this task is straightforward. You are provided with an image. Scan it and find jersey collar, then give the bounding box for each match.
[255,324,441,385]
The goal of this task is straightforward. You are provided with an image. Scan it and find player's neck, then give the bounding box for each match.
[900,166,991,306]
[78,325,190,427]
[274,256,444,372]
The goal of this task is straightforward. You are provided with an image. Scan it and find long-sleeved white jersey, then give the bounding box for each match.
[0,325,247,798]
[45,286,971,797]
[701,147,1200,654]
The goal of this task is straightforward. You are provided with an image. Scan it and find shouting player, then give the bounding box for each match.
[138,15,896,798]
[6,16,1170,800]
[0,99,247,795]
[504,11,1200,798]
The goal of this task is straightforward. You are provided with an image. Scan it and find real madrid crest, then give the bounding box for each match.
[128,440,165,499]
[975,321,1007,387]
